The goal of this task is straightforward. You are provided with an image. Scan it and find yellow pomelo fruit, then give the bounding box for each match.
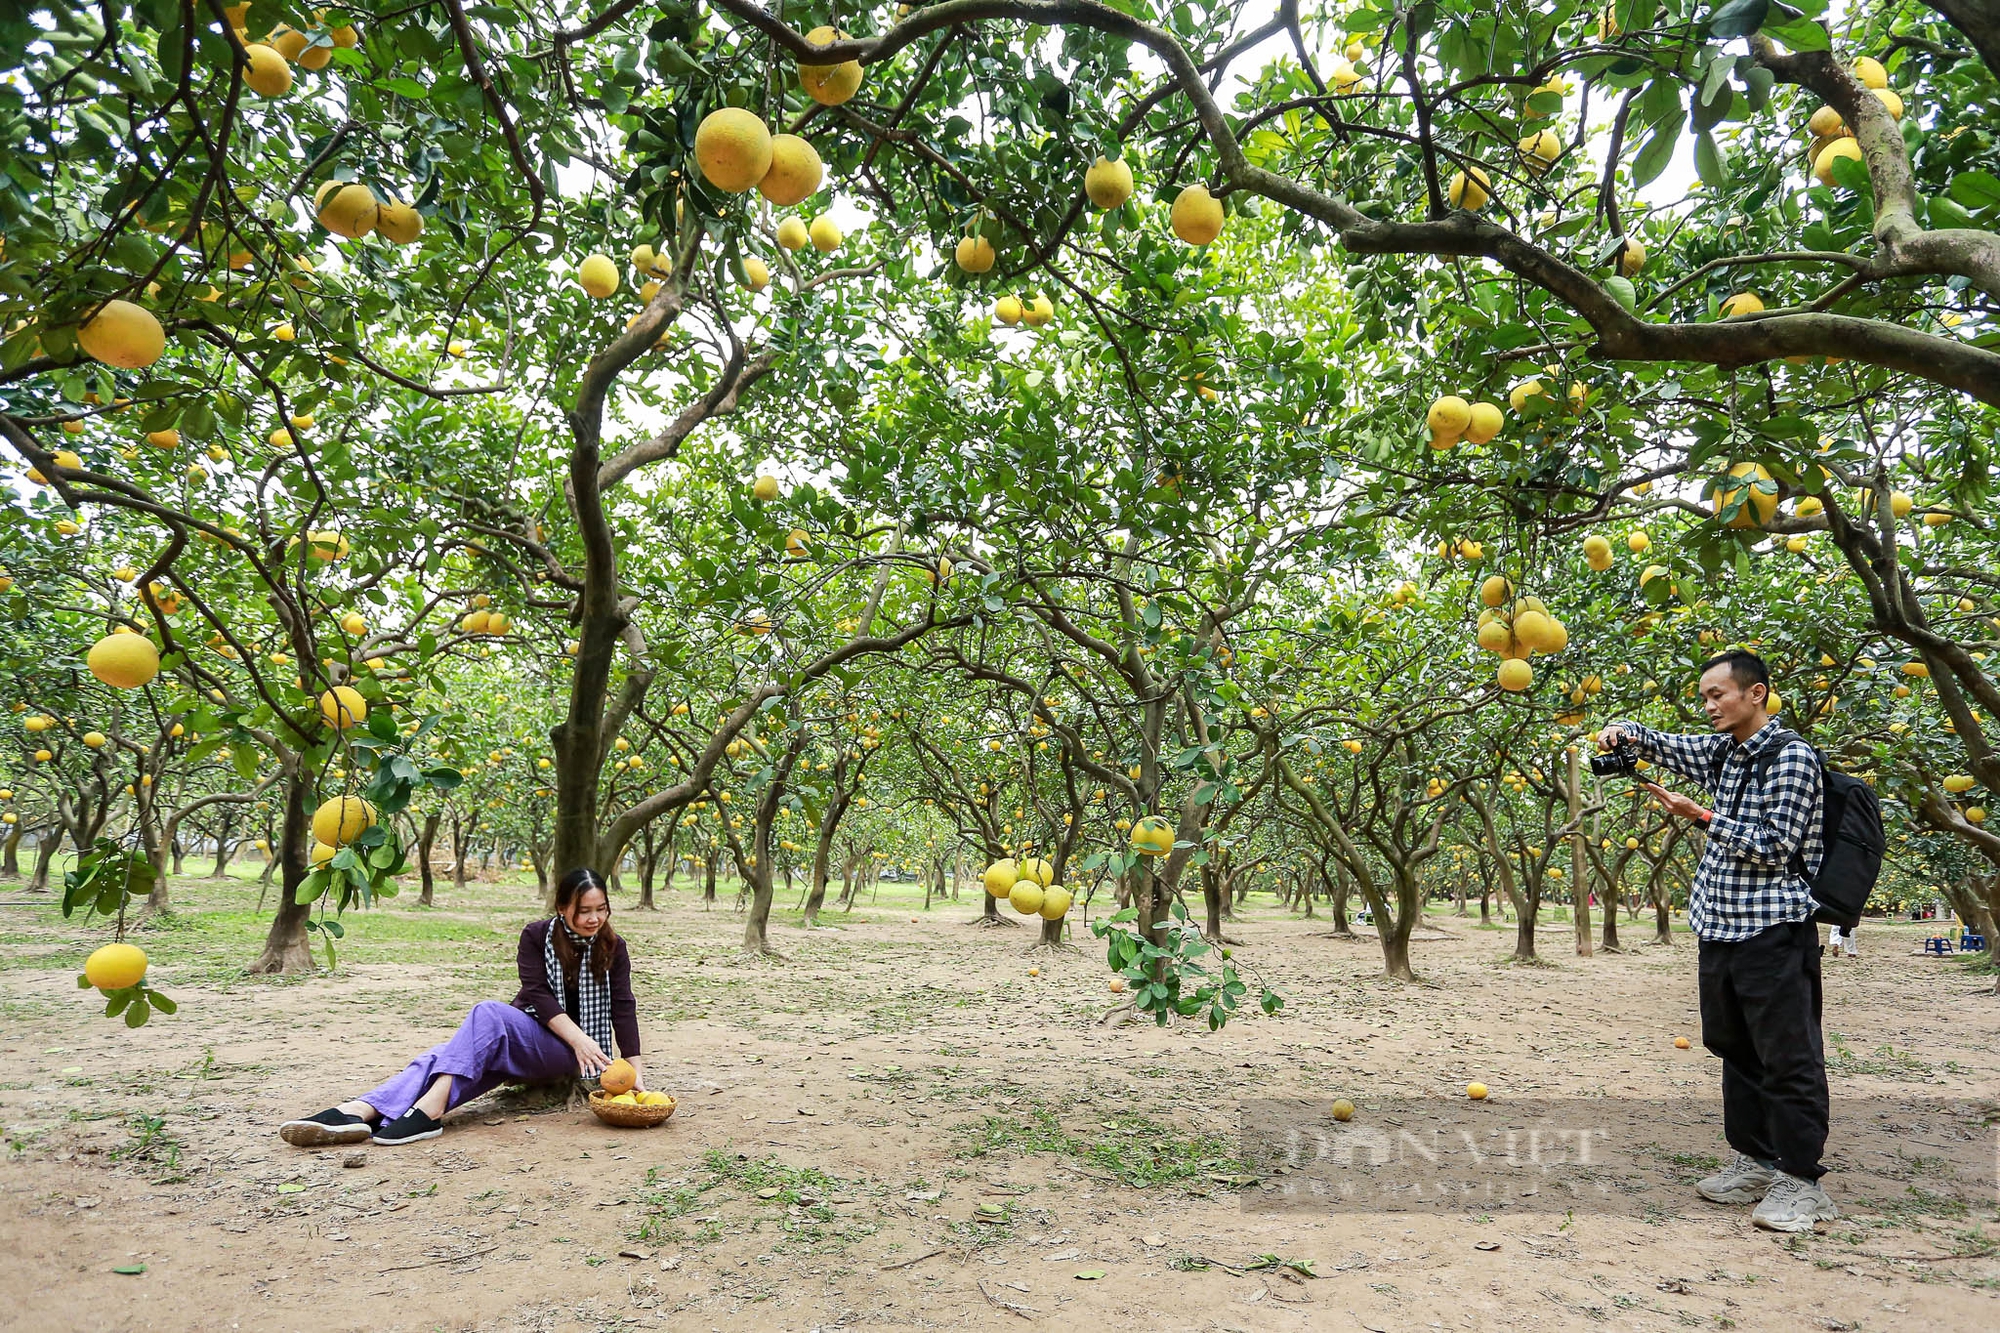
[752,474,781,502]
[776,216,810,251]
[311,841,336,866]
[1476,619,1513,653]
[1942,774,1975,794]
[1719,291,1764,318]
[1497,659,1533,692]
[84,942,148,991]
[1851,56,1887,89]
[1331,1098,1355,1121]
[982,859,1019,896]
[578,253,619,298]
[77,300,165,369]
[1511,610,1557,652]
[1464,401,1503,444]
[1583,534,1612,570]
[955,234,996,273]
[242,43,293,97]
[1038,885,1072,920]
[1508,379,1545,413]
[758,134,823,206]
[609,1092,638,1105]
[1813,137,1864,187]
[695,108,773,193]
[1713,462,1778,528]
[1130,816,1175,855]
[312,795,376,846]
[809,216,842,252]
[375,198,423,244]
[1517,130,1561,173]
[1084,156,1134,209]
[798,27,863,106]
[993,295,1022,325]
[1426,395,1472,436]
[316,182,378,238]
[1467,1082,1489,1100]
[741,256,770,292]
[1448,166,1490,210]
[1023,295,1054,327]
[600,1058,637,1095]
[1873,87,1903,119]
[318,685,367,730]
[1627,530,1651,554]
[88,633,159,688]
[1008,882,1046,916]
[1806,105,1845,137]
[1016,857,1054,887]
[1170,184,1223,244]
[339,612,366,635]
[1478,575,1513,607]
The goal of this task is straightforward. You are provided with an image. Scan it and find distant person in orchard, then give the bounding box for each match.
[279,868,643,1147]
[1599,650,1835,1233]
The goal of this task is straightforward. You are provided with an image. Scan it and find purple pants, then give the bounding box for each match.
[359,1001,576,1120]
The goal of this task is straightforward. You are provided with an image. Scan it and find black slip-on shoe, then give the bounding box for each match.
[280,1109,374,1148]
[371,1107,445,1145]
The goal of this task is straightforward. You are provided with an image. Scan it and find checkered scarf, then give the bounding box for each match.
[543,916,613,1054]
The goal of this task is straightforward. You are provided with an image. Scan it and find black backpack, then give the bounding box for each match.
[1731,730,1884,930]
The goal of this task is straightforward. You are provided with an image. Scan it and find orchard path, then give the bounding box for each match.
[1,877,1994,1332]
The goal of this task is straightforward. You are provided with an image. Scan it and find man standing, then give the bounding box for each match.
[1600,650,1833,1232]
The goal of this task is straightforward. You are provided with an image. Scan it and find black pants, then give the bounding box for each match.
[1697,918,1829,1180]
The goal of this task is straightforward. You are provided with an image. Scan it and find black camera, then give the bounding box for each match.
[1590,740,1639,778]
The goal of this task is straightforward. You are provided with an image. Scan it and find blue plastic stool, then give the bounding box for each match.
[1924,937,1955,956]
[1961,932,1987,952]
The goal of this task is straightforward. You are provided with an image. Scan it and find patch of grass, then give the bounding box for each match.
[956,1106,1251,1190]
[632,1150,877,1254]
[1826,1033,1932,1078]
[109,1112,187,1181]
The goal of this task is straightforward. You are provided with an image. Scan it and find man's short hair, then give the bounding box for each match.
[1698,649,1769,695]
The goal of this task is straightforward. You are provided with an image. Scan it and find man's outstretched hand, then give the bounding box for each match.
[1641,781,1711,824]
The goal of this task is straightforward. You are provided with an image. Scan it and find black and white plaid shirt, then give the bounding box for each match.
[1609,717,1823,942]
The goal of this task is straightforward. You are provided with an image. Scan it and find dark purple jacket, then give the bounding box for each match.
[510,919,640,1057]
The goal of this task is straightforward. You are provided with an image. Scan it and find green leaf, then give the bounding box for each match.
[1693,132,1727,189]
[1631,112,1684,188]
[1707,0,1770,39]
[1947,172,2000,212]
[1761,17,1828,51]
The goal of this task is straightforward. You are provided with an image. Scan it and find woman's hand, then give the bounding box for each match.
[570,1032,612,1078]
[628,1058,646,1093]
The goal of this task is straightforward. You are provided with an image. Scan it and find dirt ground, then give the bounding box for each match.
[2,876,1996,1332]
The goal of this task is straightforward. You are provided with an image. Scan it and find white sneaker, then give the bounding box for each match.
[1751,1171,1838,1232]
[1696,1152,1777,1203]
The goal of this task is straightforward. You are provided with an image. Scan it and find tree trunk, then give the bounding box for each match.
[210,811,235,879]
[1202,863,1225,940]
[0,825,18,879]
[1328,866,1348,934]
[637,825,658,910]
[1567,748,1592,958]
[248,770,315,975]
[27,833,59,892]
[703,850,718,905]
[418,811,439,907]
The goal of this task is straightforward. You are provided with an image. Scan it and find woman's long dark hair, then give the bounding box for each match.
[551,867,617,984]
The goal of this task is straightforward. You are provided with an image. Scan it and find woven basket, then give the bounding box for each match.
[586,1088,676,1128]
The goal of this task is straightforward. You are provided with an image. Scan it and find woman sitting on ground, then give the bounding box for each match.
[280,867,644,1146]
